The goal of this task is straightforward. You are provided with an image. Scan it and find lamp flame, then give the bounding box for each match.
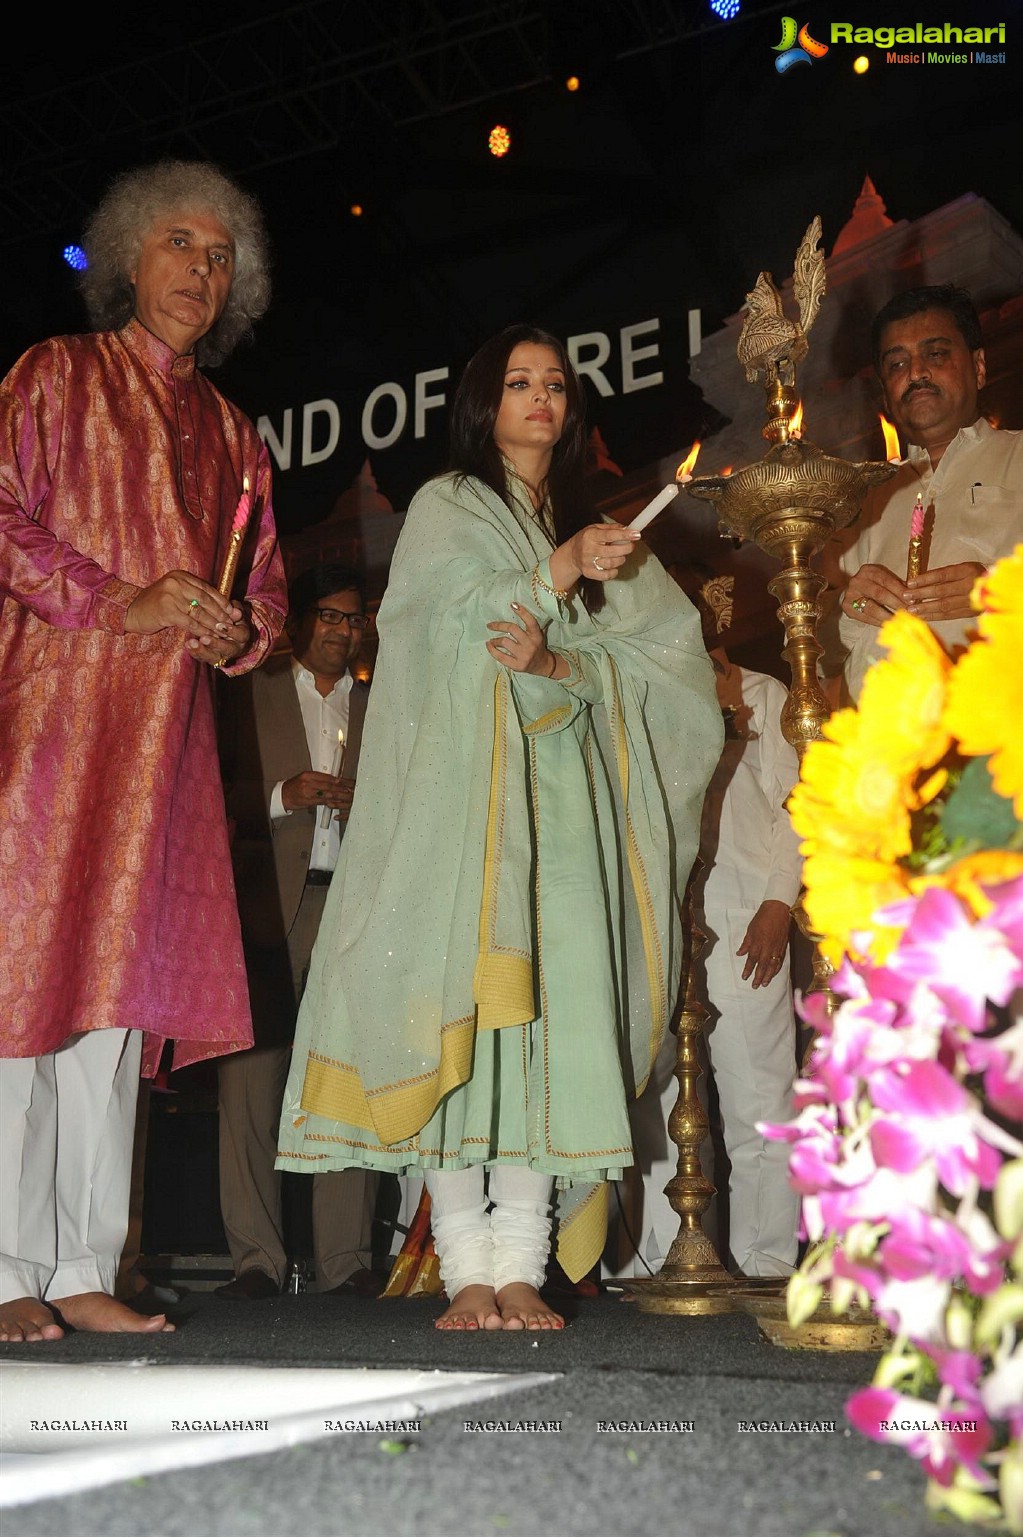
[880,414,902,462]
[676,442,701,480]
[789,402,804,438]
[720,465,733,477]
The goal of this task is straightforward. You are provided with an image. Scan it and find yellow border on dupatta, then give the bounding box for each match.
[556,1182,610,1283]
[608,658,667,1053]
[299,1015,478,1146]
[473,673,536,1031]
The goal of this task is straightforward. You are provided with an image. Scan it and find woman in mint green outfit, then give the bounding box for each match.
[277,325,722,1330]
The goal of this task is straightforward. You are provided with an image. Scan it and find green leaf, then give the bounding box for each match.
[377,1439,410,1455]
[1000,1449,1023,1537]
[939,755,1021,850]
[926,1481,1004,1524]
[995,1159,1023,1242]
[874,1350,921,1390]
[787,1272,823,1327]
[975,1284,1023,1348]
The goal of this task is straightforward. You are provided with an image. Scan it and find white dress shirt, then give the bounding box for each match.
[269,660,354,872]
[695,668,803,915]
[833,418,1022,699]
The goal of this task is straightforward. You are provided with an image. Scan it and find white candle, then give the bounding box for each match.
[318,729,345,833]
[629,482,681,533]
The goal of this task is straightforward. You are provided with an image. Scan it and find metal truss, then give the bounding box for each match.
[1,1,774,241]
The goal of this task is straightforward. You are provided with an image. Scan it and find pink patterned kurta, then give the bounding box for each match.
[0,319,287,1070]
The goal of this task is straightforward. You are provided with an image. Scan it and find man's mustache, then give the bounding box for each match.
[904,380,940,397]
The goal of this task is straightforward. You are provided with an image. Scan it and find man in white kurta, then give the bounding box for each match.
[822,283,1021,701]
[613,655,803,1278]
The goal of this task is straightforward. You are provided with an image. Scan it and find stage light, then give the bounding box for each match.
[708,0,741,19]
[853,54,870,73]
[488,124,511,157]
[62,244,88,271]
[350,203,364,217]
[565,75,580,92]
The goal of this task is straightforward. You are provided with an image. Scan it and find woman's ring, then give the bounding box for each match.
[188,597,200,610]
[593,557,604,572]
[851,598,866,612]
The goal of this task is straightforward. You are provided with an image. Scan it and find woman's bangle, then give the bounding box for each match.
[531,565,569,605]
[545,649,559,679]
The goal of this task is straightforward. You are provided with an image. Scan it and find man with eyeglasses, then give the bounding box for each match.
[215,562,382,1299]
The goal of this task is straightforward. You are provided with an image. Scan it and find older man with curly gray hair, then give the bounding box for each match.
[0,159,287,1342]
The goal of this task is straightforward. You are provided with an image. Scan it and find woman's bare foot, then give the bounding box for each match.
[50,1292,175,1333]
[0,1298,65,1342]
[435,1284,504,1331]
[495,1283,564,1331]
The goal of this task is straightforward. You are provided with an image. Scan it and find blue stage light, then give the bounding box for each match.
[709,0,741,18]
[63,244,88,271]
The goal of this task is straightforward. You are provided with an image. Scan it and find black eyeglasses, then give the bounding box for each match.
[316,607,368,629]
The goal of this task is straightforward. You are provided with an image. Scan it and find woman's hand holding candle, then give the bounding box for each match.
[628,442,701,533]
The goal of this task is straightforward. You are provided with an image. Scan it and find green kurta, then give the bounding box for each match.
[276,473,722,1277]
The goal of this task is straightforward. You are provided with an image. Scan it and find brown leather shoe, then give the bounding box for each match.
[213,1269,280,1300]
[325,1267,387,1298]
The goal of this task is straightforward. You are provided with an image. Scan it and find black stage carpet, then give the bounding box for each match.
[1,1292,986,1537]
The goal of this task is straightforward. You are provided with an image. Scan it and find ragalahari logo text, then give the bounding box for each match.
[773,17,829,71]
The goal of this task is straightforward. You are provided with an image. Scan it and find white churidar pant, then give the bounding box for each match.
[0,1028,141,1303]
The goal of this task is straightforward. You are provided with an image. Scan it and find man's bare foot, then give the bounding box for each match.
[0,1298,65,1342]
[495,1283,564,1331]
[435,1284,504,1331]
[50,1292,175,1333]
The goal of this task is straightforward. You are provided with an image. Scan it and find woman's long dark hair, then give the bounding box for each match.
[448,323,603,613]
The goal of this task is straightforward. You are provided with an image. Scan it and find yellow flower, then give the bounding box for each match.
[911,849,1023,919]
[857,611,953,772]
[801,849,909,966]
[792,612,956,965]
[970,542,1023,630]
[943,613,1023,819]
[791,712,914,866]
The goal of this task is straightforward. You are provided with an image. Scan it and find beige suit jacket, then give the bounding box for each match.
[225,656,368,951]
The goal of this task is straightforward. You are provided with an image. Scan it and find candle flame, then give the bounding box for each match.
[243,475,250,493]
[880,414,902,462]
[338,728,345,747]
[789,402,804,438]
[676,442,701,480]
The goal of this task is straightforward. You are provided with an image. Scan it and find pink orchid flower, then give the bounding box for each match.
[876,886,1023,1033]
[870,1060,1013,1194]
[847,1387,993,1487]
[963,1016,1023,1121]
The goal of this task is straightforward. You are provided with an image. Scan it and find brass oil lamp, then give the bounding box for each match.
[624,219,893,1344]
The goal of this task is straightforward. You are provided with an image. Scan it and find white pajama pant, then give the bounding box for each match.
[425,1166,554,1295]
[615,908,800,1278]
[0,1029,142,1304]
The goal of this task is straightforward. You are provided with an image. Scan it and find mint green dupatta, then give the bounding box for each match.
[276,474,722,1278]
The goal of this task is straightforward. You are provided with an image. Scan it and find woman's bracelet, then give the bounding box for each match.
[544,649,559,679]
[531,565,569,605]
